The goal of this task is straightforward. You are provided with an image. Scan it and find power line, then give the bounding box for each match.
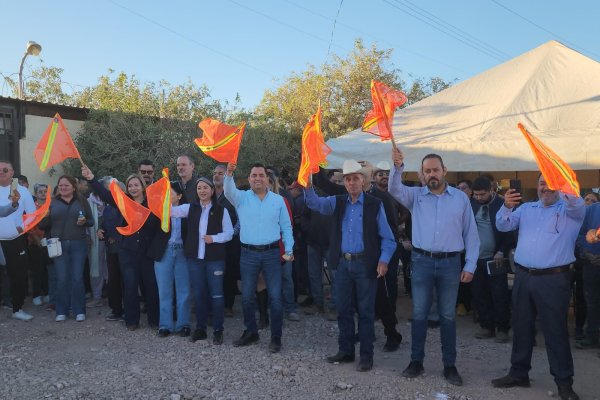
[490,0,600,59]
[325,0,344,62]
[226,0,351,54]
[107,0,273,77]
[283,0,470,75]
[383,0,509,62]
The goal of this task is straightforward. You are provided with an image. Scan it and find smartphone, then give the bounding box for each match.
[8,178,17,199]
[509,179,522,194]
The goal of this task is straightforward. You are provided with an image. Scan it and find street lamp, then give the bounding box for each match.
[18,41,42,99]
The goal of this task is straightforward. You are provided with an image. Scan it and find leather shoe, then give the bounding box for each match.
[326,352,355,364]
[443,366,463,386]
[557,384,579,400]
[190,329,207,343]
[356,358,373,372]
[213,331,224,345]
[269,336,282,353]
[233,330,259,347]
[179,327,191,337]
[383,332,402,352]
[157,328,170,337]
[491,374,530,388]
[402,361,424,378]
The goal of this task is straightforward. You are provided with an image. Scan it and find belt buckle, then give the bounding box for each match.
[344,253,352,261]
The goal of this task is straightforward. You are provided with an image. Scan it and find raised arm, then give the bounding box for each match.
[303,186,337,216]
[223,163,243,207]
[170,204,191,218]
[388,147,416,209]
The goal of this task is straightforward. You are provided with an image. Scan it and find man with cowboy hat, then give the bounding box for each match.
[304,159,396,372]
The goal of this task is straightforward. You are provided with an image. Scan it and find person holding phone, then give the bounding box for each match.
[470,176,513,343]
[492,174,584,400]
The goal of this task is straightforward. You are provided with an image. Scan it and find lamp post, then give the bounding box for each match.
[18,41,42,99]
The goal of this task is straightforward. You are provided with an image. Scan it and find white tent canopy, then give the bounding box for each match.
[326,41,600,172]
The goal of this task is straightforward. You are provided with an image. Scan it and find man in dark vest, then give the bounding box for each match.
[305,159,396,372]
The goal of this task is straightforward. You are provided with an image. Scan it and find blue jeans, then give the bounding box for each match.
[282,261,297,314]
[335,257,377,360]
[54,239,88,316]
[240,248,283,337]
[154,244,191,332]
[410,252,461,366]
[188,258,225,332]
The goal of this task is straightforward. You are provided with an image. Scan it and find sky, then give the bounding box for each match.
[2,0,599,109]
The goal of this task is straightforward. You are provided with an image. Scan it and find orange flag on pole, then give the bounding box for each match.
[297,105,331,187]
[146,168,171,233]
[21,186,52,234]
[518,123,580,196]
[195,118,246,164]
[34,113,81,171]
[109,180,151,236]
[362,80,407,142]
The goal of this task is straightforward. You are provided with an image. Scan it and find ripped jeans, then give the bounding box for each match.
[187,258,225,332]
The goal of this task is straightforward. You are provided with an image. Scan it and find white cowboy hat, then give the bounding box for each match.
[374,161,391,172]
[342,159,370,178]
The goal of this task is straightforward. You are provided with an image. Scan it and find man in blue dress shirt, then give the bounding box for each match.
[224,162,294,353]
[491,175,584,400]
[388,147,480,386]
[304,159,396,372]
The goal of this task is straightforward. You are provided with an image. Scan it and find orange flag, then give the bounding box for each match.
[21,187,52,234]
[195,118,246,163]
[146,168,171,233]
[297,105,331,187]
[362,80,407,141]
[34,113,81,171]
[109,180,151,236]
[518,123,580,196]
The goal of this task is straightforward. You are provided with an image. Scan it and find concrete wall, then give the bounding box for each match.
[19,115,85,188]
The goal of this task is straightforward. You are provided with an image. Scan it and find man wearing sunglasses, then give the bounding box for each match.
[470,176,512,344]
[138,159,155,186]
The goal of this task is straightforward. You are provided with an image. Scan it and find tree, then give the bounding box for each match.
[256,39,453,138]
[2,65,74,104]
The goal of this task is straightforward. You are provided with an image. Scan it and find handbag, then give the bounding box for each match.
[46,202,74,259]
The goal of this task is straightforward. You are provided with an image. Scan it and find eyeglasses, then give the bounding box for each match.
[376,172,390,177]
[139,170,154,175]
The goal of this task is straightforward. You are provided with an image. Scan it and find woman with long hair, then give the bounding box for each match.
[171,177,233,344]
[148,182,191,337]
[39,175,94,322]
[81,166,159,331]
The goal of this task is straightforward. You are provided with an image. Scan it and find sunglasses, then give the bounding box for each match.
[139,170,154,175]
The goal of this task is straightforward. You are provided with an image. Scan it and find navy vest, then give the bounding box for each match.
[328,193,382,275]
[184,202,226,261]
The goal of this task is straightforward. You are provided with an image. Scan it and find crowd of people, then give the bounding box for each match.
[1,148,599,400]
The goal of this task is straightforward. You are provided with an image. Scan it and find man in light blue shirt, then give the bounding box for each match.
[492,175,584,400]
[224,162,293,353]
[304,159,396,372]
[388,147,479,386]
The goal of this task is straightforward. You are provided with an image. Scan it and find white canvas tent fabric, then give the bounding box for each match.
[326,41,600,172]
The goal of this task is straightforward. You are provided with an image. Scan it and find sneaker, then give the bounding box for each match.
[55,314,67,322]
[87,299,104,308]
[12,310,33,321]
[32,296,43,306]
[76,314,86,322]
[494,331,510,343]
[286,312,300,322]
[402,361,424,378]
[105,313,123,321]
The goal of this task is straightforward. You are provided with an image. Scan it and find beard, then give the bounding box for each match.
[427,178,440,189]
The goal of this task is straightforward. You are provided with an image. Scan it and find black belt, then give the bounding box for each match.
[516,263,570,276]
[342,252,365,261]
[413,247,460,259]
[241,241,279,251]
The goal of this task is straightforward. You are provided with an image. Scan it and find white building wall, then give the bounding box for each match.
[19,115,85,188]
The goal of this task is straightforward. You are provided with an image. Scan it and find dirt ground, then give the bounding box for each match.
[1,293,598,400]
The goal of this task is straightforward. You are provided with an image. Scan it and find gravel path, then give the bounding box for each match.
[1,295,598,400]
